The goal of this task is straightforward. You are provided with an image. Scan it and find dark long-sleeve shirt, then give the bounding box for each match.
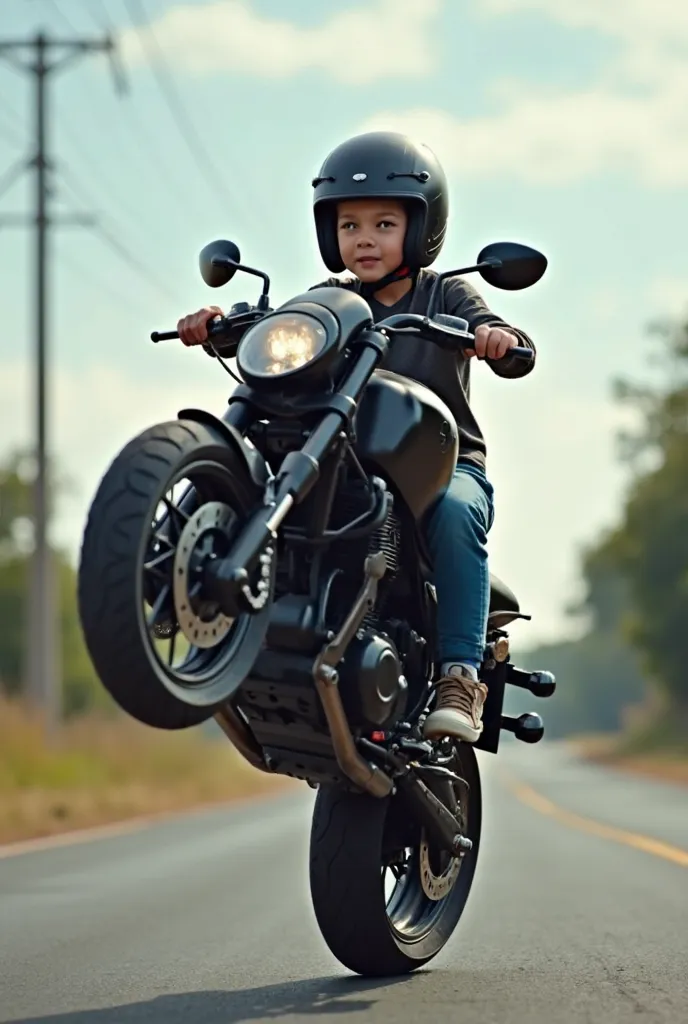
[309,268,536,468]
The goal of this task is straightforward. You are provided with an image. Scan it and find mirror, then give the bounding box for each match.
[199,239,241,288]
[477,242,547,291]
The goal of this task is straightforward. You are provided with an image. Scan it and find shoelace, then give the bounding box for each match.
[435,679,477,716]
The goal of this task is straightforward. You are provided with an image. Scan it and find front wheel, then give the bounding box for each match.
[309,745,481,977]
[77,418,274,730]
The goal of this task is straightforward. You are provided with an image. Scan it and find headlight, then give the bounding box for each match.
[243,314,326,375]
[237,307,339,387]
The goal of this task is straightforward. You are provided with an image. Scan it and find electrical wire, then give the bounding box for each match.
[0,106,24,146]
[0,159,28,202]
[122,0,257,236]
[40,1,77,35]
[74,0,216,218]
[55,167,180,303]
[55,236,160,320]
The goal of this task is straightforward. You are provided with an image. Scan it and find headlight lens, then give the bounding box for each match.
[238,313,328,377]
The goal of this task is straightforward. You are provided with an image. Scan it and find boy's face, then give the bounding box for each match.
[336,199,407,284]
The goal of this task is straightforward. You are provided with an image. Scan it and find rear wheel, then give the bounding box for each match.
[309,745,481,976]
[77,419,274,729]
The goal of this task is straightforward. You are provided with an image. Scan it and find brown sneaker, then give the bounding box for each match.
[422,666,488,743]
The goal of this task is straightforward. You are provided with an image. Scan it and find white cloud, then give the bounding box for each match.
[361,69,688,186]
[479,0,688,52]
[648,277,688,319]
[119,0,442,84]
[360,0,688,185]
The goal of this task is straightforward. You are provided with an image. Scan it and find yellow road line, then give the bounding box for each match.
[505,777,688,869]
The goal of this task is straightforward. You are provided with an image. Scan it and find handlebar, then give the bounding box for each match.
[151,307,533,364]
[379,312,534,362]
[151,316,233,344]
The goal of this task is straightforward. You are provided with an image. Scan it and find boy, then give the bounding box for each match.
[177,131,536,744]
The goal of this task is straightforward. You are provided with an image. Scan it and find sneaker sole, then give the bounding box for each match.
[422,709,483,744]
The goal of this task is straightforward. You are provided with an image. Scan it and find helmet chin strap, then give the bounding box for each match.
[358,263,415,299]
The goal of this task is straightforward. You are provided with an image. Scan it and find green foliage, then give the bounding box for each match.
[599,316,688,708]
[510,632,646,738]
[520,311,688,736]
[511,539,647,738]
[0,450,111,716]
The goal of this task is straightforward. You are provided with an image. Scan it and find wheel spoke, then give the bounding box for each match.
[175,642,201,671]
[144,547,175,580]
[167,627,177,667]
[138,464,255,690]
[162,495,190,541]
[147,584,171,629]
[150,528,175,550]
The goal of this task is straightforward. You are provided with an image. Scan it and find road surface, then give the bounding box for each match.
[1,741,686,1023]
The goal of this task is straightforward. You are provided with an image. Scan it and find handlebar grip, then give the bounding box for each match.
[510,346,534,362]
[151,315,227,344]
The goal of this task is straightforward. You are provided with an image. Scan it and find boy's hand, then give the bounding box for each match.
[465,325,517,360]
[177,305,225,346]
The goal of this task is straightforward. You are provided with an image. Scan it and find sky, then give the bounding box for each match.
[1,0,687,646]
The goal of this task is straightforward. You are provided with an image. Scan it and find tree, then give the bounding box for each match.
[512,537,647,738]
[599,316,688,712]
[520,312,688,737]
[0,450,112,715]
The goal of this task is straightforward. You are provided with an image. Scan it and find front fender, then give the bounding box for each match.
[177,408,271,493]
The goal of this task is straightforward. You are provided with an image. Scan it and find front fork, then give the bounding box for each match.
[203,333,387,619]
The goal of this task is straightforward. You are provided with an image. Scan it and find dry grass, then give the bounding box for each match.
[572,715,688,788]
[0,698,294,845]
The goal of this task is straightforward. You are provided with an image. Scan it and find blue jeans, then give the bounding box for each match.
[423,462,495,666]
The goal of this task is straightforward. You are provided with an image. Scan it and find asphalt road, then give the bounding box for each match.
[1,740,687,1024]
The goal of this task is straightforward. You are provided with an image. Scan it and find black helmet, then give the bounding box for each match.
[312,131,449,274]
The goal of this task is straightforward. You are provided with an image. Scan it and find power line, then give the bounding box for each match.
[0,158,28,201]
[55,168,179,302]
[55,235,160,319]
[40,1,77,35]
[95,221,179,303]
[42,2,213,224]
[0,104,24,145]
[6,25,183,303]
[53,66,206,219]
[54,127,172,252]
[122,0,257,238]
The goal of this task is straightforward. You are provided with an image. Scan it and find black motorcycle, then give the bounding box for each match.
[77,238,556,977]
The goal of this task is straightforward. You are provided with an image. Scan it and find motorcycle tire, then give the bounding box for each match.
[309,745,482,977]
[77,418,272,730]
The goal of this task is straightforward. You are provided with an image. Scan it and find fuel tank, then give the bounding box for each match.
[353,369,459,520]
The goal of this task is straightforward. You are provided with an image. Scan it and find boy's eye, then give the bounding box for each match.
[338,218,397,231]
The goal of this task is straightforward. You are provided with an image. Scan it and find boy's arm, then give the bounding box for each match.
[444,276,536,379]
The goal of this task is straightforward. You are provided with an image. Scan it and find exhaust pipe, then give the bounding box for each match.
[313,663,393,799]
[214,703,272,774]
[311,550,394,799]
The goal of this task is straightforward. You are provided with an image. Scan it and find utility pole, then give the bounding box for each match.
[0,30,120,737]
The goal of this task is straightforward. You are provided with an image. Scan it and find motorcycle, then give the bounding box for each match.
[77,238,556,977]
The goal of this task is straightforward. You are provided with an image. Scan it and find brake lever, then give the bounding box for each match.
[150,304,266,344]
[383,315,533,363]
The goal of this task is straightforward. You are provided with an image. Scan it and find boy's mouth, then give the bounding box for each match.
[356,256,381,268]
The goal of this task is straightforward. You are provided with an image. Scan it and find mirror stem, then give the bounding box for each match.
[427,259,503,318]
[211,256,271,309]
